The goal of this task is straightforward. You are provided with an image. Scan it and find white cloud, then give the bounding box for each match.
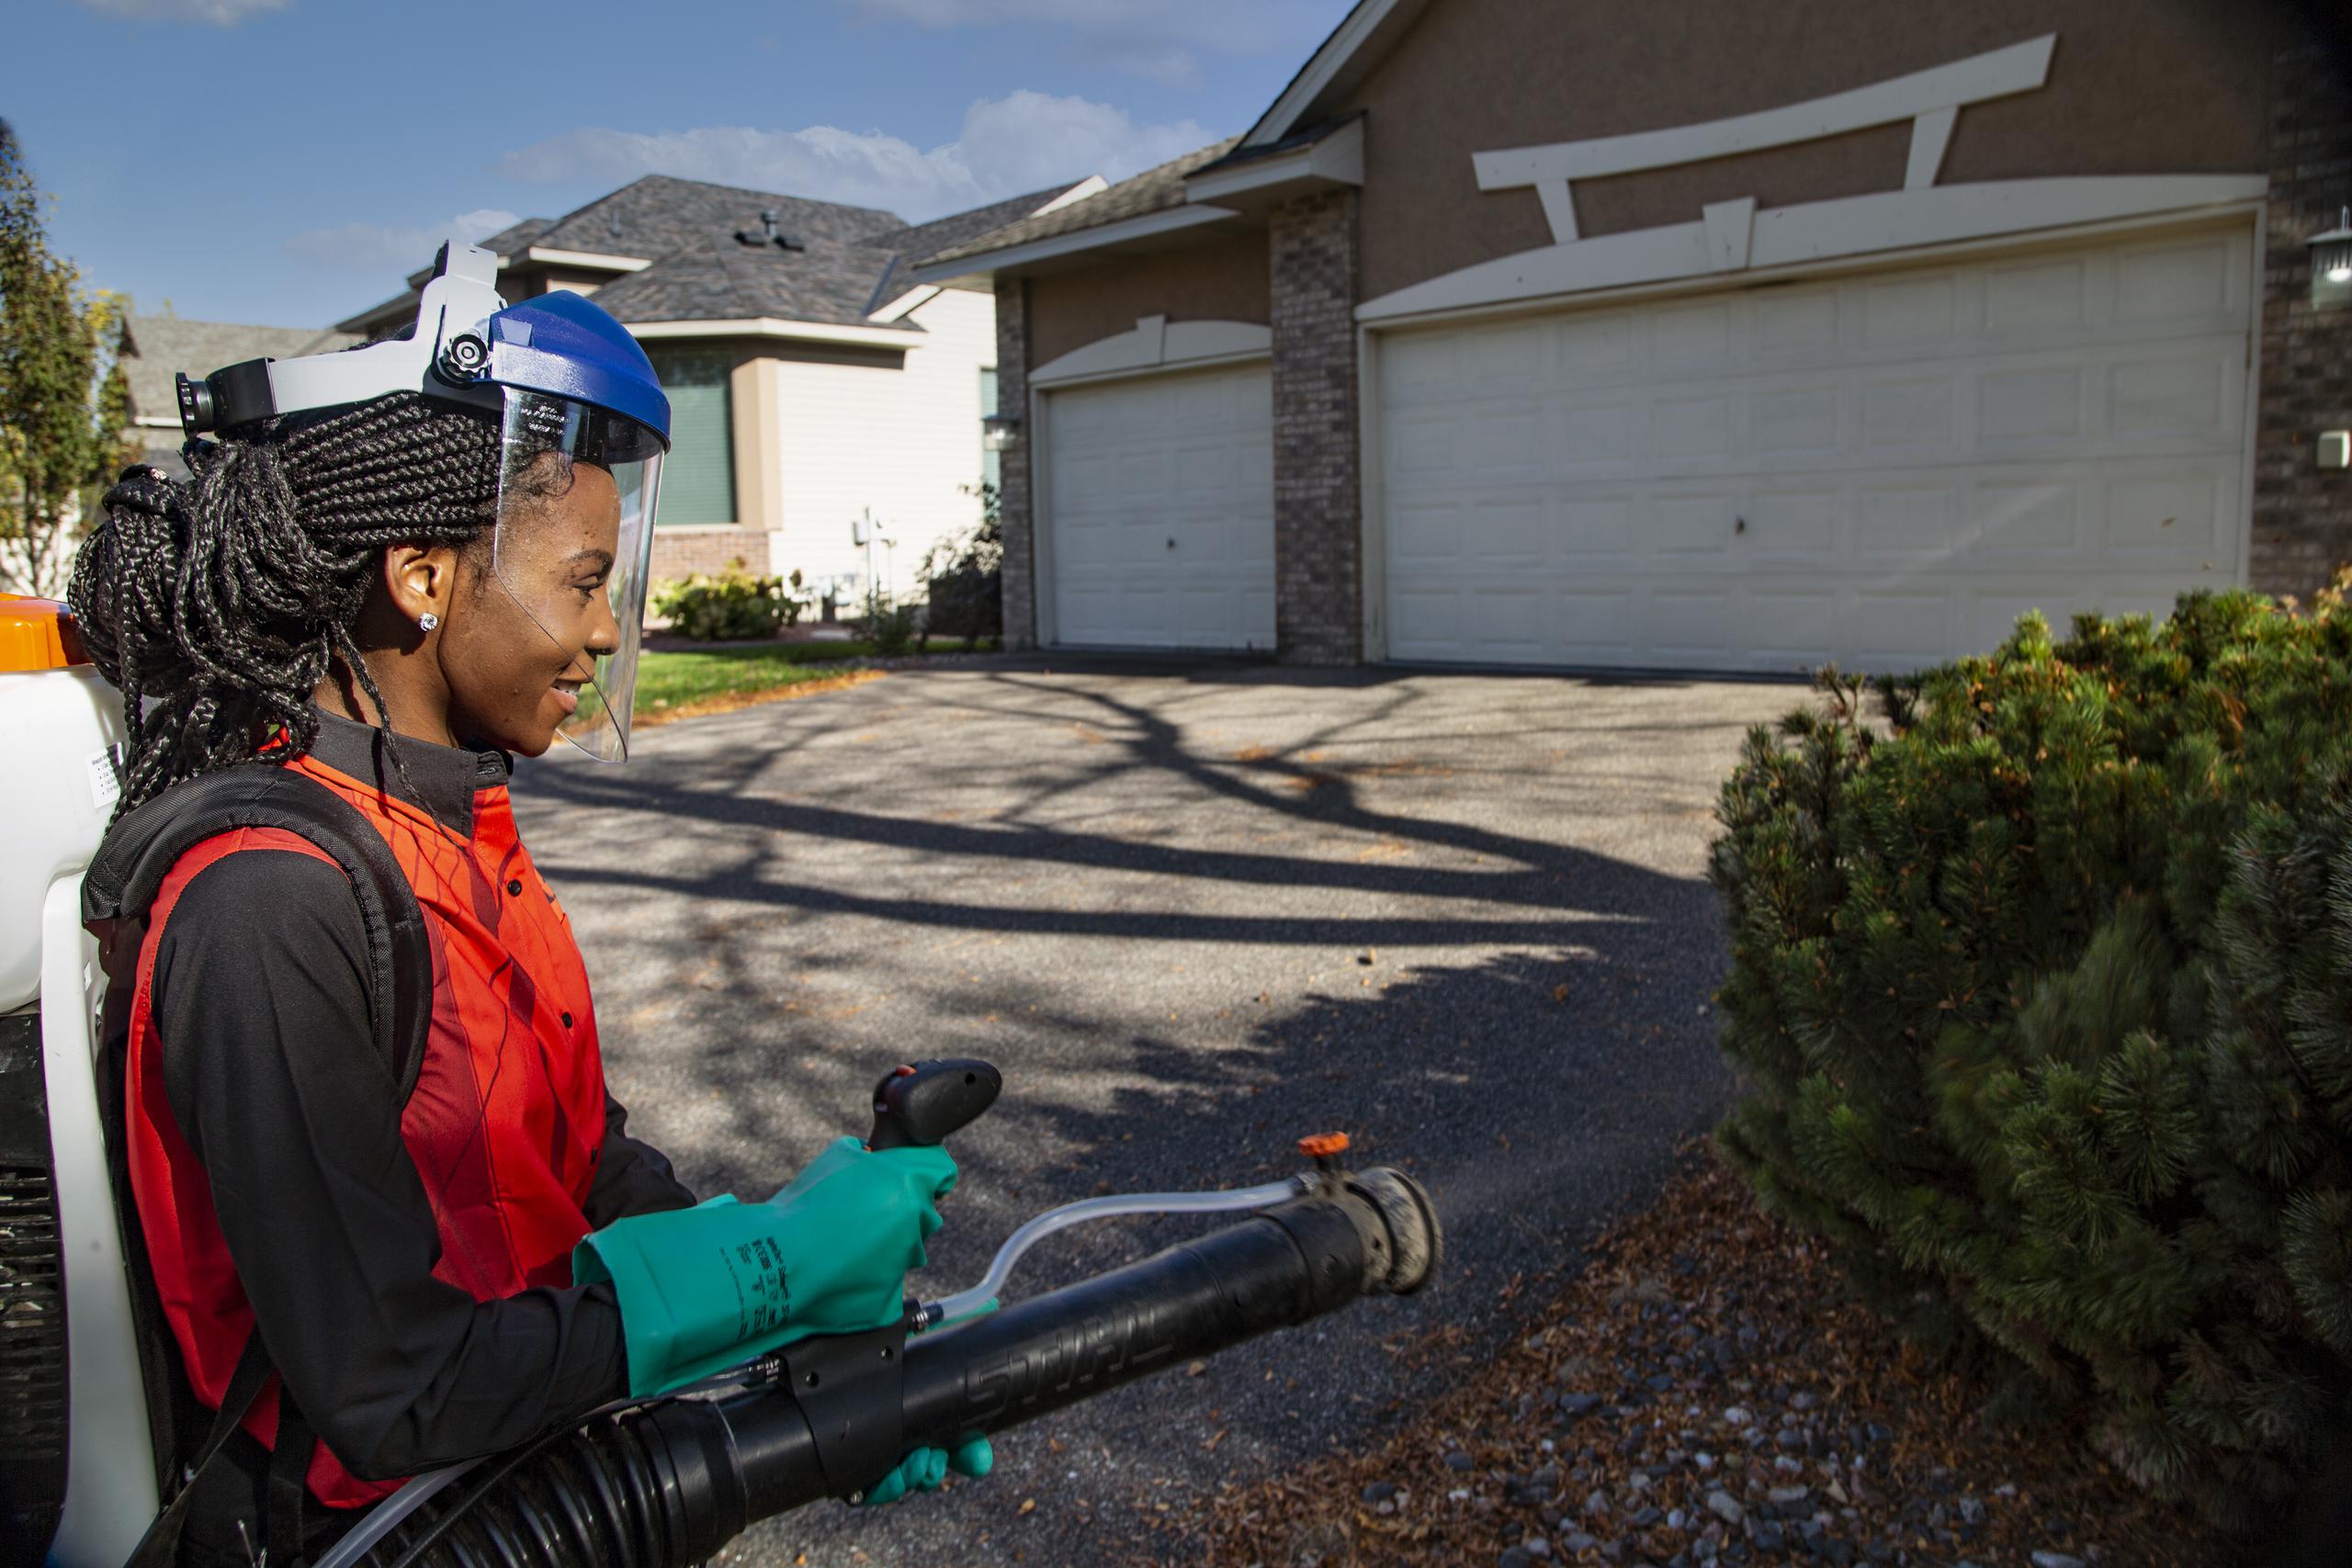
[77,0,290,24]
[282,208,522,275]
[496,93,1214,222]
[848,0,1324,85]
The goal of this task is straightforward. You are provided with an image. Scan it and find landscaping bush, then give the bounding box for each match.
[650,560,802,641]
[1709,581,2352,1529]
[868,602,917,658]
[917,481,1002,649]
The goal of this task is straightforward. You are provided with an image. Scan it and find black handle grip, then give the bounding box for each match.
[866,1059,1001,1150]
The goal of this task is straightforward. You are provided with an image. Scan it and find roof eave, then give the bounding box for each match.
[910,203,1242,287]
[1184,117,1365,210]
[624,317,926,349]
[1240,0,1430,151]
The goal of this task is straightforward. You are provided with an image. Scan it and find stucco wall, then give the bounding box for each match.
[1025,230,1272,368]
[1335,0,2280,304]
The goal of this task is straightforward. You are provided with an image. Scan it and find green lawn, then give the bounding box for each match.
[634,638,989,717]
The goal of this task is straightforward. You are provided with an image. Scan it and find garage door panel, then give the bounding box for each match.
[2109,352,2234,442]
[1381,225,2252,673]
[1849,589,1957,665]
[2103,468,2232,558]
[2114,233,2242,324]
[1046,363,1274,651]
[1968,478,2085,557]
[1751,287,1842,356]
[1860,273,1961,349]
[1984,255,2092,338]
[1746,584,1840,667]
[1560,496,1636,556]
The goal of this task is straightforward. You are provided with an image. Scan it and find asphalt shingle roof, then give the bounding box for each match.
[121,315,357,425]
[533,175,907,259]
[335,175,1097,338]
[862,184,1089,265]
[586,237,920,331]
[920,139,1239,268]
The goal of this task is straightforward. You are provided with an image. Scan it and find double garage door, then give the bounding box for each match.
[1037,225,2254,671]
[1045,364,1275,651]
[1378,225,2256,671]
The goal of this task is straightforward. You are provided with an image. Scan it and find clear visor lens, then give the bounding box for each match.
[491,390,664,761]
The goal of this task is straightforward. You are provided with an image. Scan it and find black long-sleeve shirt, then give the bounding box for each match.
[132,714,695,1542]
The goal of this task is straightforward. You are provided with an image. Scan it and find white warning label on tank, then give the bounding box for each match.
[87,746,121,811]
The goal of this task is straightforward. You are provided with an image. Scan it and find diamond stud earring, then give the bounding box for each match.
[418,612,440,633]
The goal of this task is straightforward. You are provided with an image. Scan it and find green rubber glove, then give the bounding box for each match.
[858,1434,994,1506]
[574,1135,957,1398]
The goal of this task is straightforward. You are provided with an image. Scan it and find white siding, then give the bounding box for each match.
[766,287,995,605]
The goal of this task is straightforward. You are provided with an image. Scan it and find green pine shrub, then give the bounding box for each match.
[1709,580,2352,1528]
[651,560,803,641]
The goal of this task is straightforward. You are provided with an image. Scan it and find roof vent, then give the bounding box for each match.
[735,209,805,252]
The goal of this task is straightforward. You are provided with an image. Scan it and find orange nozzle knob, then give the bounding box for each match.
[1297,1132,1351,1160]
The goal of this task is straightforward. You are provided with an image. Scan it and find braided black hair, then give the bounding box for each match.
[67,391,507,818]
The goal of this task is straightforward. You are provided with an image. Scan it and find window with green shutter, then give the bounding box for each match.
[647,350,736,525]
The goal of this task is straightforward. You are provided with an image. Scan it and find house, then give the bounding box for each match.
[120,315,358,477]
[917,0,2352,671]
[336,175,1103,599]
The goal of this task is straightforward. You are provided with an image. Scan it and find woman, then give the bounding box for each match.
[66,258,986,1566]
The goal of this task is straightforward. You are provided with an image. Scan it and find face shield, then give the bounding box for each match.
[490,388,666,760]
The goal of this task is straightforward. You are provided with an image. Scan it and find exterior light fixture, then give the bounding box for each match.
[2312,207,2352,299]
[981,412,1021,452]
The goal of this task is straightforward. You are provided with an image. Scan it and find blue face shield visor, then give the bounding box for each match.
[491,389,665,761]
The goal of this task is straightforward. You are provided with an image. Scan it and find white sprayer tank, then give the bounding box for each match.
[0,596,161,1567]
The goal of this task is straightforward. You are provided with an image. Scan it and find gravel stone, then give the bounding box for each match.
[2030,1556,2087,1568]
[1706,1491,1746,1526]
[1448,1450,1477,1472]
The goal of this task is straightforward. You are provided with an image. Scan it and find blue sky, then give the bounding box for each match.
[6,0,1350,328]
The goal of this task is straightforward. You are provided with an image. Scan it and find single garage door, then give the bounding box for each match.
[1046,363,1275,650]
[1378,224,2255,672]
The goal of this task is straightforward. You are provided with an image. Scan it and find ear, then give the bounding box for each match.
[381,544,460,632]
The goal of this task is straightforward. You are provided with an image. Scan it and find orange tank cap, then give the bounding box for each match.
[0,595,91,672]
[1297,1132,1351,1160]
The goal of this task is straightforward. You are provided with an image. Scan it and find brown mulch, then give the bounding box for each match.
[1173,1146,2233,1568]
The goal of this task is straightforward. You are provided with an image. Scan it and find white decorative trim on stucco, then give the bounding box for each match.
[1474,35,2056,245]
[1030,315,1272,388]
[1357,175,2267,321]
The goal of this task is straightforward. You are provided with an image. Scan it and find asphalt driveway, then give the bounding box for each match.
[514,657,1802,1566]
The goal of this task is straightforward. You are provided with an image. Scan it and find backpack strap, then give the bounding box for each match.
[84,761,432,1551]
[85,761,432,1098]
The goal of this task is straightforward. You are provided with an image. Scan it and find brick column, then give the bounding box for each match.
[993,275,1039,649]
[2251,39,2352,601]
[1269,189,1364,664]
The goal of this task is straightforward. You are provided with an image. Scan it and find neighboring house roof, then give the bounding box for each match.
[532,175,907,258]
[920,141,1242,270]
[587,237,921,331]
[119,314,357,426]
[335,175,1100,338]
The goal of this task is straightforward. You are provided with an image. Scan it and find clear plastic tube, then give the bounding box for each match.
[919,1178,1305,1327]
[311,1461,473,1568]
